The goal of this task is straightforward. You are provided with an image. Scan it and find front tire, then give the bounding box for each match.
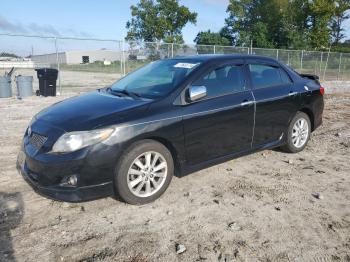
[114,139,174,205]
[281,112,311,153]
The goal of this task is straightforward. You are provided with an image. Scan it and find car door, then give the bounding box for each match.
[247,60,299,146]
[181,61,255,165]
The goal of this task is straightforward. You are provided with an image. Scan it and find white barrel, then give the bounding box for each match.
[0,76,12,98]
[16,76,33,97]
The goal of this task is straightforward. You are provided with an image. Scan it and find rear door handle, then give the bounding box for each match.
[240,100,254,106]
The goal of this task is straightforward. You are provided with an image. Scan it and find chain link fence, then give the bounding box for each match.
[1,33,349,95]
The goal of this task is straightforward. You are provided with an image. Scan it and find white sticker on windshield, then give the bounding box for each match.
[174,63,198,69]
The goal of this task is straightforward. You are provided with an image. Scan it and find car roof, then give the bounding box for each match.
[171,54,302,81]
[172,54,279,63]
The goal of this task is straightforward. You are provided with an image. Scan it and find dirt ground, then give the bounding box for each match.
[0,87,349,261]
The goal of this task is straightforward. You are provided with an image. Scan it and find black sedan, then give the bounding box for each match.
[17,55,324,204]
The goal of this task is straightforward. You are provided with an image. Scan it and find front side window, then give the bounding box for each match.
[192,64,245,98]
[111,59,201,99]
[249,64,291,89]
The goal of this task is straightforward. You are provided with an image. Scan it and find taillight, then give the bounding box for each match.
[320,86,325,95]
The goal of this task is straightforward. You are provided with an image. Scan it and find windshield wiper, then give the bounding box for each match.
[123,89,143,99]
[106,87,142,99]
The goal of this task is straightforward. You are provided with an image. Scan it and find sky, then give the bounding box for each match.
[0,0,229,42]
[0,0,349,56]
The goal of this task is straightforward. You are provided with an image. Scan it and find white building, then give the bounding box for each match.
[31,49,123,65]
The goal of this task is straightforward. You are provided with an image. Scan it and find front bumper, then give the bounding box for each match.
[16,159,114,202]
[17,116,135,202]
[16,125,121,202]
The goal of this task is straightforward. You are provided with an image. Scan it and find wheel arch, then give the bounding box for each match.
[299,107,315,131]
[121,135,183,176]
[144,136,182,175]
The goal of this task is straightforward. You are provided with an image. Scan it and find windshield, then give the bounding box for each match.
[111,59,201,99]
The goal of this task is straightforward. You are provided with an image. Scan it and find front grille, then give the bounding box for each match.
[29,132,47,149]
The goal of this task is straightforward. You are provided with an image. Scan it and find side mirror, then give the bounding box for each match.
[188,85,207,102]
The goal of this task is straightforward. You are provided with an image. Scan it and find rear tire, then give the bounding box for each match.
[281,112,311,153]
[114,139,174,205]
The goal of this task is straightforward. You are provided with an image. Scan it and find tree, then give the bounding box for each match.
[194,30,231,46]
[219,27,235,45]
[222,0,350,49]
[331,40,350,52]
[309,0,335,49]
[0,52,19,58]
[222,0,255,47]
[222,0,288,48]
[125,0,197,44]
[280,0,310,49]
[330,0,350,44]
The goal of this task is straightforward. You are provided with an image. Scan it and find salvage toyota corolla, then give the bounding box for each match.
[17,55,324,204]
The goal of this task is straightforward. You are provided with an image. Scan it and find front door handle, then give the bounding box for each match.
[240,100,254,106]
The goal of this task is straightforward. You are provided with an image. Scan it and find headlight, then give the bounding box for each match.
[52,128,114,153]
[27,117,36,134]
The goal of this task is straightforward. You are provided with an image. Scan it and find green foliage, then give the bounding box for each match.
[330,0,350,44]
[222,0,350,49]
[0,52,19,58]
[332,41,350,52]
[309,0,334,48]
[60,61,121,74]
[280,0,310,49]
[125,0,197,44]
[194,30,231,46]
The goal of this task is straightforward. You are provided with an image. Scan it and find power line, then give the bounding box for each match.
[0,33,119,42]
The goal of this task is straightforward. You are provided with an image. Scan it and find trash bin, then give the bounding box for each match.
[35,68,58,96]
[0,75,12,98]
[16,75,33,97]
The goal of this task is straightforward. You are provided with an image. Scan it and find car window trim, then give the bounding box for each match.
[251,81,292,90]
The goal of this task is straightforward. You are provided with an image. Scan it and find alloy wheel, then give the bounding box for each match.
[127,151,168,198]
[292,118,309,148]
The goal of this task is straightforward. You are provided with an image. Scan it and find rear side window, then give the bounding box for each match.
[249,64,291,89]
[192,65,245,98]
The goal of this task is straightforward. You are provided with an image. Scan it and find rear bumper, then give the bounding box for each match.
[313,98,324,131]
[17,155,114,203]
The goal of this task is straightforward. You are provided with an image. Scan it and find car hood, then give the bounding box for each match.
[35,90,151,131]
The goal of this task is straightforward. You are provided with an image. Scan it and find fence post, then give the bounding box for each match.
[276,49,279,60]
[54,37,61,96]
[300,50,304,73]
[171,43,174,58]
[122,40,126,76]
[323,48,330,81]
[337,53,342,80]
[213,45,216,54]
[314,53,318,75]
[118,41,123,77]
